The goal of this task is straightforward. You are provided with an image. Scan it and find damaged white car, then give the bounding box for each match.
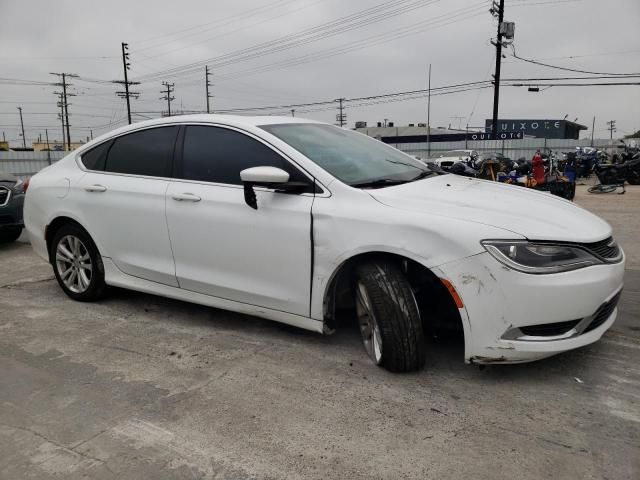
[24,116,624,372]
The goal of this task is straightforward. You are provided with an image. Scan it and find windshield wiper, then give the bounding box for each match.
[351,178,410,189]
[409,170,435,181]
[352,170,435,189]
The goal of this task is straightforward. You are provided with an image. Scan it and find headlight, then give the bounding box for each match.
[482,240,602,274]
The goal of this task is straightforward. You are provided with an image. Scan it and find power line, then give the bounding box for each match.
[508,45,640,76]
[132,0,440,82]
[208,2,486,84]
[133,0,300,49]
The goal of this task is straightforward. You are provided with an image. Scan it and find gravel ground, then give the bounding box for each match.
[0,184,638,479]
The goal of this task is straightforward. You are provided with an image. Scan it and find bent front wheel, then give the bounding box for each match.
[354,261,426,373]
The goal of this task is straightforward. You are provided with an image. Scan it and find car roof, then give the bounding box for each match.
[125,114,322,129]
[87,114,325,147]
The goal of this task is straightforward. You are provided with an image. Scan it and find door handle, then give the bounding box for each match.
[85,184,107,192]
[171,192,201,202]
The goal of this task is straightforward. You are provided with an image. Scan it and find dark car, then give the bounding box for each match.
[0,172,27,243]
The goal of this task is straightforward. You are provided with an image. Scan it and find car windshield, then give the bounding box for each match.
[260,123,432,187]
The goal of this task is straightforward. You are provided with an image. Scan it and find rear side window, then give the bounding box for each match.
[179,125,308,185]
[80,141,111,171]
[104,126,179,177]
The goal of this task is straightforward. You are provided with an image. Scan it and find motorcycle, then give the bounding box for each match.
[594,152,640,185]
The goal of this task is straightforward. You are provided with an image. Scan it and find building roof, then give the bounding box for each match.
[353,125,469,137]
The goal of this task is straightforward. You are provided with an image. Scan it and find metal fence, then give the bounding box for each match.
[0,138,625,178]
[0,151,66,178]
[394,138,618,161]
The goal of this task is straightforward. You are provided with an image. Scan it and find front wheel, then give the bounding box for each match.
[51,223,106,301]
[354,261,426,373]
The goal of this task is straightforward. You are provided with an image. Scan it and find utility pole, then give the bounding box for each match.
[607,120,616,140]
[426,63,431,158]
[291,109,295,118]
[465,123,469,149]
[62,74,72,150]
[490,0,505,138]
[17,107,26,148]
[51,72,78,151]
[161,82,175,117]
[90,129,93,140]
[45,129,51,165]
[114,43,141,125]
[335,98,346,127]
[55,92,65,150]
[205,65,213,113]
[591,116,595,146]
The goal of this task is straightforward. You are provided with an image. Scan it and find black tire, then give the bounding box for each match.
[50,223,106,301]
[354,261,426,373]
[0,226,23,243]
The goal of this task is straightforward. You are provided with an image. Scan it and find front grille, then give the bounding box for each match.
[0,187,9,206]
[584,291,622,333]
[581,237,621,261]
[520,319,581,337]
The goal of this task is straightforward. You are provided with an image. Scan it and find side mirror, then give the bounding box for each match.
[240,166,290,210]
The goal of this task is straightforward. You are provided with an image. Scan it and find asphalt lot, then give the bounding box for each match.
[1,184,639,479]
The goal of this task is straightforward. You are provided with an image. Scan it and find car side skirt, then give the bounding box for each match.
[102,257,324,334]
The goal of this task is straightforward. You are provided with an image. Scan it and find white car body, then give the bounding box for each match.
[24,115,624,365]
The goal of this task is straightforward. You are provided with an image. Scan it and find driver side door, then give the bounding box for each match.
[165,125,316,316]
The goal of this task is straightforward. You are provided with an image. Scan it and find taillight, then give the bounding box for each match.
[22,178,30,193]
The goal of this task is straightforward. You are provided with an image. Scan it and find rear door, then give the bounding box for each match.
[76,126,179,286]
[165,125,314,315]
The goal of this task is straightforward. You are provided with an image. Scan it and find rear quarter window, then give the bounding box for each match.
[80,141,111,171]
[104,126,179,177]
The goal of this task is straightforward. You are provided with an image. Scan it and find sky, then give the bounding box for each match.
[1,0,639,146]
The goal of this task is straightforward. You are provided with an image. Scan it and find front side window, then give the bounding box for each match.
[260,123,430,186]
[178,125,308,185]
[104,126,178,177]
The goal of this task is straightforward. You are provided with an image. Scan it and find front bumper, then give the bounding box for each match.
[0,193,24,230]
[435,251,625,364]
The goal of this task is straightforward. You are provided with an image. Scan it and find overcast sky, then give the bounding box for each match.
[1,0,638,146]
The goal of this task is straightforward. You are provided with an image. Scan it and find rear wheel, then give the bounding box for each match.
[354,261,426,373]
[51,224,106,301]
[0,226,22,243]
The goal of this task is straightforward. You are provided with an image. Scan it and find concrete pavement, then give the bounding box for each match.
[1,184,638,479]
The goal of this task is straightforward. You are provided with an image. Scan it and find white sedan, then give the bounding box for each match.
[24,115,624,372]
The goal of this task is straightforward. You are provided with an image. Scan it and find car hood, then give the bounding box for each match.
[368,174,612,243]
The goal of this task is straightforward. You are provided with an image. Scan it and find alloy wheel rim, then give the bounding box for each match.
[355,281,383,364]
[55,235,92,294]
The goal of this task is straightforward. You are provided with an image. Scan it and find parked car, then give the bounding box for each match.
[0,171,27,243]
[433,150,478,170]
[24,116,625,372]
